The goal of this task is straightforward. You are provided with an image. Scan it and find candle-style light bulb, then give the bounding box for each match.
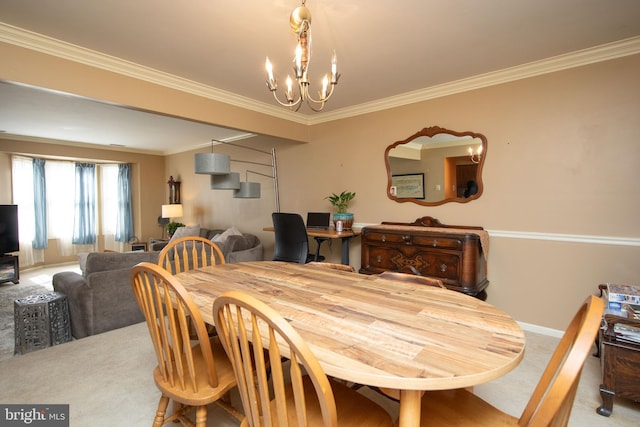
[265,57,276,90]
[321,74,329,99]
[286,75,293,101]
[265,57,273,79]
[331,50,337,81]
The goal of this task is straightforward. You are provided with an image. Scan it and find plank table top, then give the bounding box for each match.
[175,261,525,426]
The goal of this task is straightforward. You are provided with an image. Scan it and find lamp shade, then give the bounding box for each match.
[210,172,241,190]
[233,182,261,198]
[161,204,183,219]
[194,153,231,175]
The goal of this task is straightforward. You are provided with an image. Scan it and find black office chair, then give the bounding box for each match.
[272,212,325,264]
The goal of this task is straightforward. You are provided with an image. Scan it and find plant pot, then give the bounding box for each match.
[333,213,354,230]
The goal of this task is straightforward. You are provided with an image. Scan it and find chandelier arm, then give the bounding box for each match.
[270,90,303,109]
[303,82,337,105]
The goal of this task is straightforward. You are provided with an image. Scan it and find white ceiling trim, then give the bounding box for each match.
[2,23,639,127]
[310,36,640,125]
[0,23,310,126]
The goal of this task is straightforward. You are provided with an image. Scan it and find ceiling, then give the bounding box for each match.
[1,0,640,155]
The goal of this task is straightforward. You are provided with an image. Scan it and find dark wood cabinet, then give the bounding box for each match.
[597,313,640,416]
[359,216,488,298]
[0,255,19,284]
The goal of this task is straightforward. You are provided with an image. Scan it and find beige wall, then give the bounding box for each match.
[2,39,639,331]
[0,42,309,143]
[293,55,640,330]
[172,54,640,331]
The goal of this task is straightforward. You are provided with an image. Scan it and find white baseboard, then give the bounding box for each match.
[518,321,564,338]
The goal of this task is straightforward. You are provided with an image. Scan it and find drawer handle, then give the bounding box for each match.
[402,235,411,243]
[440,263,447,272]
[381,235,386,242]
[433,239,438,247]
[376,256,382,263]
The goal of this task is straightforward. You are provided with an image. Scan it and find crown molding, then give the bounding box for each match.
[2,23,639,126]
[0,23,311,126]
[310,36,640,124]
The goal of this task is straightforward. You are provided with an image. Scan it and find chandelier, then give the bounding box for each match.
[265,0,340,112]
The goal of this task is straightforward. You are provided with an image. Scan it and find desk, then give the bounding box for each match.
[263,227,360,265]
[176,261,525,427]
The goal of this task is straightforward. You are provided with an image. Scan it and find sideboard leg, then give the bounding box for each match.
[597,386,614,416]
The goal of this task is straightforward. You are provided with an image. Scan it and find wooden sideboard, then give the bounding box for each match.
[596,306,640,417]
[359,216,489,298]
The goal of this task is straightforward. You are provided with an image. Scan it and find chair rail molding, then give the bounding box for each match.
[486,230,640,247]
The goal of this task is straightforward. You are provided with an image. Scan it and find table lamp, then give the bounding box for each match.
[162,204,183,221]
[161,204,183,238]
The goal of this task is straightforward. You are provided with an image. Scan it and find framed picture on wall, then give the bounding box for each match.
[392,173,425,199]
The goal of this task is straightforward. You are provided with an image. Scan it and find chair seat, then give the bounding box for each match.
[419,388,518,426]
[153,337,237,406]
[263,376,392,427]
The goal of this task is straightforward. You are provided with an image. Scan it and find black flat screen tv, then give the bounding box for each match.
[0,205,19,255]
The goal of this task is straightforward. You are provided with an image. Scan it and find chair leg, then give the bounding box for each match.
[153,395,170,427]
[195,405,208,427]
[313,237,329,261]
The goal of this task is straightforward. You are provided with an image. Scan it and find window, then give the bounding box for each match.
[11,156,132,266]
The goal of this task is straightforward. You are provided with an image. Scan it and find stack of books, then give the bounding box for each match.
[606,283,640,313]
[603,284,640,344]
[621,303,640,320]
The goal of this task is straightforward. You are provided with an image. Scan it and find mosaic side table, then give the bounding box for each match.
[14,292,72,355]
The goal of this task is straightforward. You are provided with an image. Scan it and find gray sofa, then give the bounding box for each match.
[52,251,159,339]
[52,228,262,339]
[151,227,263,263]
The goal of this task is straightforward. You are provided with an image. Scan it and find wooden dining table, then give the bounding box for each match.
[175,261,525,427]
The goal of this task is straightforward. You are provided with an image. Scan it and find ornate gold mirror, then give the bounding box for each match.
[385,126,487,206]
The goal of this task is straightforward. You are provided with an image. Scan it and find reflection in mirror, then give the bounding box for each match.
[385,126,487,206]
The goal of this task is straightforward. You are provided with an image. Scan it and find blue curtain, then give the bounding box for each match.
[115,163,134,242]
[32,158,48,249]
[72,163,97,244]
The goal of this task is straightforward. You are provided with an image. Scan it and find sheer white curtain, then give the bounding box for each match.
[45,160,97,255]
[15,157,98,265]
[101,164,126,252]
[11,156,43,266]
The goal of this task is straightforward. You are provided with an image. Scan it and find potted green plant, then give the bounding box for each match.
[166,221,185,238]
[326,191,356,230]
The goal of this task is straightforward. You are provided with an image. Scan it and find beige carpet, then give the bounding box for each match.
[0,263,80,362]
[1,265,638,426]
[0,282,52,360]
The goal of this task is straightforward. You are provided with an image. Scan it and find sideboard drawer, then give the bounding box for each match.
[411,235,462,250]
[365,247,460,281]
[364,231,462,250]
[364,231,410,244]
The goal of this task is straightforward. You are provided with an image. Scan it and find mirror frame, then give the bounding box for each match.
[385,126,487,206]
